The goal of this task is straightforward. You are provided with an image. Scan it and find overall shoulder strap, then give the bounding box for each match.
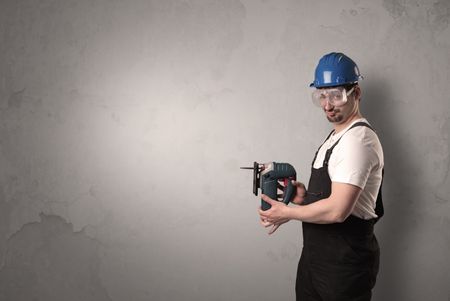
[311,130,335,166]
[349,121,374,131]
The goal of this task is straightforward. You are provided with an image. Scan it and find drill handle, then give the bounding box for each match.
[282,181,296,205]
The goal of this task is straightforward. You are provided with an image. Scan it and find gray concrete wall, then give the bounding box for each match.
[0,0,449,300]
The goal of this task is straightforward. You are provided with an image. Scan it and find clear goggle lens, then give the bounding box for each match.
[312,86,354,107]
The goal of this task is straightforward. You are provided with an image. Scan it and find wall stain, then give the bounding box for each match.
[383,0,407,19]
[434,115,450,204]
[427,0,450,32]
[0,213,111,301]
[7,88,26,109]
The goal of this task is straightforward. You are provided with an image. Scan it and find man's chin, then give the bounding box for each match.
[327,115,343,123]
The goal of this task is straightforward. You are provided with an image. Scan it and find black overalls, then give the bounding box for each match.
[296,122,384,301]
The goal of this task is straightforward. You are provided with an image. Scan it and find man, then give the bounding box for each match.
[259,52,384,301]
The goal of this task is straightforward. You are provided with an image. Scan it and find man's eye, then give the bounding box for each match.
[331,93,342,100]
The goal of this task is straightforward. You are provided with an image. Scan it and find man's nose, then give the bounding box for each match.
[323,99,333,111]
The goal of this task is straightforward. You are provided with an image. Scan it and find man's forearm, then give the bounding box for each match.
[286,198,346,224]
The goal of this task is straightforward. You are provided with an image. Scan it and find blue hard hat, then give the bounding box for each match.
[309,52,363,88]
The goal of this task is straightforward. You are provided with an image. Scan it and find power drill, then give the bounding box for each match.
[241,162,297,211]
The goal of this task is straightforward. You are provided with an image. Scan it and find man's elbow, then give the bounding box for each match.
[329,211,350,223]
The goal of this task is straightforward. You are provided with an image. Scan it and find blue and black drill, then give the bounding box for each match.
[241,162,297,211]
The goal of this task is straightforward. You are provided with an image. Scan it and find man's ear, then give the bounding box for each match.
[354,85,362,101]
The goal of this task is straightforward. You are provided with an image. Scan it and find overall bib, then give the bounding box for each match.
[296,122,384,301]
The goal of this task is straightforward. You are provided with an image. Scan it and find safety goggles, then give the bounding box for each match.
[311,86,355,107]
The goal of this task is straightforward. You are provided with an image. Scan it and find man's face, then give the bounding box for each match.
[319,86,359,125]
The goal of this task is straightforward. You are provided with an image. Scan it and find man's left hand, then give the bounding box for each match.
[258,194,291,235]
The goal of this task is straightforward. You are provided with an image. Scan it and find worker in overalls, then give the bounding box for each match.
[259,52,384,301]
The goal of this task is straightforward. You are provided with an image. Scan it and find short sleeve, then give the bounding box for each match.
[328,129,379,189]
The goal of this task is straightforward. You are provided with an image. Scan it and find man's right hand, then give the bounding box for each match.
[291,181,307,205]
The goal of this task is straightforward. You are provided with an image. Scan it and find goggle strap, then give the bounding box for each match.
[346,87,355,96]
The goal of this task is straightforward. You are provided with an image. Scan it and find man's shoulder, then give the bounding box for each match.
[342,120,381,144]
[336,121,384,163]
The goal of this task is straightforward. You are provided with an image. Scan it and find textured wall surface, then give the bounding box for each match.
[0,0,449,300]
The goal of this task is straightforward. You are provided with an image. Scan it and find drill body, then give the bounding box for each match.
[242,162,297,211]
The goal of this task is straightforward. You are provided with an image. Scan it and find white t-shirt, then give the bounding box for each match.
[313,118,384,219]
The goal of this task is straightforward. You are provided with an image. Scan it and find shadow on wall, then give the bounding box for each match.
[362,78,422,300]
[0,214,111,301]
